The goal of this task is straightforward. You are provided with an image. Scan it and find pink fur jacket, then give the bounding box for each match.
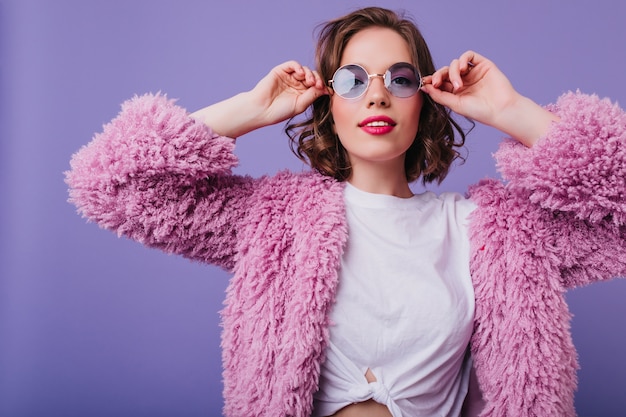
[66,91,626,416]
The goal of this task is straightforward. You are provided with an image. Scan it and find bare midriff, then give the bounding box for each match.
[327,368,393,417]
[330,399,393,417]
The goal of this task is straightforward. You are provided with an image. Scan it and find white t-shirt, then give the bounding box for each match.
[313,183,476,417]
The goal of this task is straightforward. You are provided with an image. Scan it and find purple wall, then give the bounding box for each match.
[1,0,625,415]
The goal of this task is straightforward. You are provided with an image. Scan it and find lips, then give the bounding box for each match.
[358,115,396,135]
[358,115,397,127]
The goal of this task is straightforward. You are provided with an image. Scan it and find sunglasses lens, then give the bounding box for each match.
[332,65,368,99]
[386,63,421,98]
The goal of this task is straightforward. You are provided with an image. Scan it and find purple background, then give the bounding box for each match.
[1,0,625,415]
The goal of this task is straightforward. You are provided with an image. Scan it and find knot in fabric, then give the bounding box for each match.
[369,381,392,404]
[347,381,405,417]
[347,381,391,404]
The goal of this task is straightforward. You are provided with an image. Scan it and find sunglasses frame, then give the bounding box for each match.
[328,62,423,100]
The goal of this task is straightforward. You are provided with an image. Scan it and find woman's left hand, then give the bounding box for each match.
[421,51,516,125]
[421,51,559,147]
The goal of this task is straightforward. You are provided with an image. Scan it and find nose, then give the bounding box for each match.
[366,75,390,107]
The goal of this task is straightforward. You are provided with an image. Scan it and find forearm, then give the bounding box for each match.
[189,91,267,139]
[491,94,560,147]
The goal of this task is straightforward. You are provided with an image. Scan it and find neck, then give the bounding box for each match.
[347,159,413,198]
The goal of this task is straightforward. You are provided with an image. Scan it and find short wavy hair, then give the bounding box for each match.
[286,7,468,184]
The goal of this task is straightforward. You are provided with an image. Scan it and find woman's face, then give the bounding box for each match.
[330,26,423,177]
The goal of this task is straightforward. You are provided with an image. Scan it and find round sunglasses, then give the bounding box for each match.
[328,62,422,99]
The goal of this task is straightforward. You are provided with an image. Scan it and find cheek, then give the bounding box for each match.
[407,96,424,134]
[330,97,353,136]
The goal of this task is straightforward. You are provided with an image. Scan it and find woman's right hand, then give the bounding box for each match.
[250,60,329,126]
[190,61,329,139]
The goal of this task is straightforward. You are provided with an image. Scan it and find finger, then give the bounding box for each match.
[301,68,330,96]
[448,59,463,91]
[280,61,306,81]
[427,69,455,93]
[420,83,460,111]
[278,60,302,75]
[293,66,306,81]
[430,66,450,88]
[312,70,327,90]
[459,50,477,73]
[295,82,330,113]
[302,66,316,87]
[438,80,455,94]
[420,83,452,105]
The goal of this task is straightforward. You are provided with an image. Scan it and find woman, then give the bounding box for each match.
[66,6,626,417]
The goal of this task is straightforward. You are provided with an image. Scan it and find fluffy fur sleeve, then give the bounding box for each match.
[65,93,254,271]
[465,93,626,416]
[495,91,626,225]
[490,91,626,288]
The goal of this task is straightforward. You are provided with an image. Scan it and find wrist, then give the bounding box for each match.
[494,95,560,147]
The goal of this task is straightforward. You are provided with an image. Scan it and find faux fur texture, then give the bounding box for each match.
[466,92,626,416]
[66,92,626,416]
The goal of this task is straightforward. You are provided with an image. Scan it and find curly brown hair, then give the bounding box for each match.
[286,7,468,184]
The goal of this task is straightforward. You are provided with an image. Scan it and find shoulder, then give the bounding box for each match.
[422,190,476,217]
[248,170,346,223]
[237,170,348,253]
[466,178,513,212]
[258,170,344,201]
[439,191,475,208]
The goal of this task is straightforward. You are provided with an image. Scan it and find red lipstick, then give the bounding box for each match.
[358,115,397,135]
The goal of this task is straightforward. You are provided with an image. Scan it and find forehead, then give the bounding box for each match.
[340,26,413,69]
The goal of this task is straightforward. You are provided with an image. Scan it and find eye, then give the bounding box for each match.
[349,71,367,86]
[334,66,367,88]
[388,63,420,88]
[391,76,414,86]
